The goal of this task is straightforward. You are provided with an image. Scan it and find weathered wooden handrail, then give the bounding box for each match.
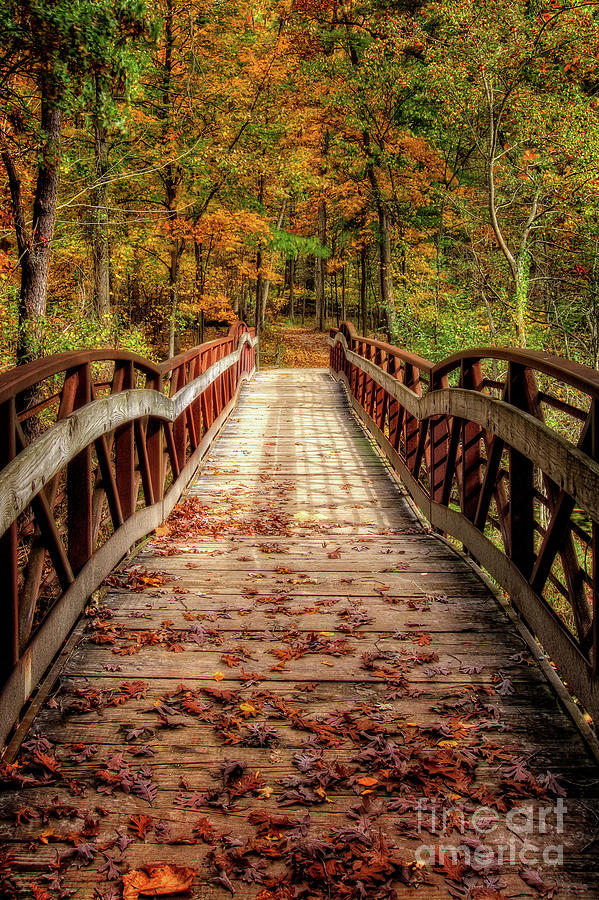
[0,321,257,747]
[330,321,598,722]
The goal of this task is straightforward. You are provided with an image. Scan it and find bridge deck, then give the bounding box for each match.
[1,369,598,898]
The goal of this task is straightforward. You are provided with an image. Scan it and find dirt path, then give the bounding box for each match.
[259,321,330,368]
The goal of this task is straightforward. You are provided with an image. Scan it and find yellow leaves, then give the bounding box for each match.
[213,671,225,682]
[192,209,270,251]
[258,785,274,800]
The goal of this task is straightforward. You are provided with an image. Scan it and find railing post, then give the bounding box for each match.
[387,354,402,452]
[114,360,136,521]
[430,371,450,504]
[172,364,188,470]
[67,364,93,573]
[460,360,483,521]
[506,362,536,578]
[200,348,212,433]
[0,398,18,677]
[146,372,164,502]
[404,363,421,474]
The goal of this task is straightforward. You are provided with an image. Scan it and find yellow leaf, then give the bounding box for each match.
[258,785,274,800]
[213,671,225,682]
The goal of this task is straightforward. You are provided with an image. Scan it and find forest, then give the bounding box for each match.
[1,0,599,368]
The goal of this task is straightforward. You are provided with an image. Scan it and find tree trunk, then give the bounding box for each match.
[315,199,326,331]
[168,242,182,357]
[2,99,62,365]
[91,109,110,319]
[514,252,531,348]
[162,0,184,358]
[289,257,295,322]
[376,202,395,338]
[360,246,367,336]
[302,268,307,324]
[341,265,346,322]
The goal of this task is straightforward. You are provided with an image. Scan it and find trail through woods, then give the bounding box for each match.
[259,324,330,369]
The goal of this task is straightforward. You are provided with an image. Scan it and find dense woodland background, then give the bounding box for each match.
[1,0,599,369]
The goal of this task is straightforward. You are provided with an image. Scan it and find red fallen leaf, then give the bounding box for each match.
[192,817,216,843]
[29,886,52,900]
[14,807,36,824]
[32,750,62,775]
[128,815,153,839]
[221,654,241,668]
[122,864,197,899]
[113,645,141,656]
[119,681,148,698]
[414,633,432,646]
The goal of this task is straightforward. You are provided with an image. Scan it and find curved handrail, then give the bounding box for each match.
[336,320,433,374]
[432,347,599,399]
[330,321,599,724]
[0,321,257,748]
[0,349,161,407]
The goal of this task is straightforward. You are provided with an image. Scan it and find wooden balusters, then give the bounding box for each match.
[172,364,188,471]
[429,371,450,504]
[460,360,483,522]
[67,364,93,573]
[387,355,403,453]
[146,372,164,502]
[506,362,536,578]
[404,363,421,475]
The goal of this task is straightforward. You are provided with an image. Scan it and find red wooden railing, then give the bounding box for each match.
[330,321,599,722]
[0,321,256,745]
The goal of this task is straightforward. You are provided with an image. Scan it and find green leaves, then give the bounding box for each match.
[268,228,330,259]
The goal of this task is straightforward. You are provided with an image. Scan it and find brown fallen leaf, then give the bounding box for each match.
[122,864,197,900]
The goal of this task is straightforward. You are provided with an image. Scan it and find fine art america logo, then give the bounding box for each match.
[414,799,566,869]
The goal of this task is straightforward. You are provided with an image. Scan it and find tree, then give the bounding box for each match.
[424,0,599,346]
[0,0,147,363]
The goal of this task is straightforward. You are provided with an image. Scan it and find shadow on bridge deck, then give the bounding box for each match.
[1,369,598,899]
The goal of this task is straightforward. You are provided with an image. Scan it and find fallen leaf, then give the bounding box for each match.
[122,864,197,900]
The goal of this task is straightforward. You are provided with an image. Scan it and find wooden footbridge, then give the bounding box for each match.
[1,321,598,899]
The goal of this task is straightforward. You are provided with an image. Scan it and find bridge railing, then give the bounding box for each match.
[0,320,257,746]
[330,321,598,722]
